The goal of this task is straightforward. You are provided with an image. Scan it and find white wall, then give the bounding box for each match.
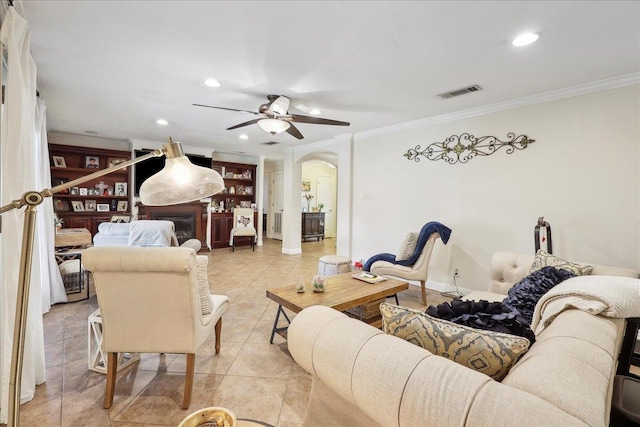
[301,161,337,237]
[352,85,640,292]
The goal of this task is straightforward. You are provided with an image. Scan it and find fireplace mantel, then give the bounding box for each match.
[137,202,209,251]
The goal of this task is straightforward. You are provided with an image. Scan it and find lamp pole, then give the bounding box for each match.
[1,148,165,427]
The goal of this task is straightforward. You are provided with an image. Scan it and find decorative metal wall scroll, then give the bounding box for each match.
[403,132,535,165]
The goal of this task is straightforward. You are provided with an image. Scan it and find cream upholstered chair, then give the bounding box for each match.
[229,207,256,251]
[82,246,229,410]
[366,221,451,306]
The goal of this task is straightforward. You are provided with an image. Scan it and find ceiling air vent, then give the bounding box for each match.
[438,84,483,99]
[262,141,280,146]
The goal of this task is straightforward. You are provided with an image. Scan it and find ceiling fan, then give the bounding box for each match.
[193,95,350,140]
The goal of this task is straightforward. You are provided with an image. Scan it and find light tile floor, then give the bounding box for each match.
[15,238,452,427]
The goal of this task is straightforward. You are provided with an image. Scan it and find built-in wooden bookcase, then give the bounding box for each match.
[210,161,257,248]
[49,144,131,236]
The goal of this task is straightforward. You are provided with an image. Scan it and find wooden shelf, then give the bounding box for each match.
[51,166,128,176]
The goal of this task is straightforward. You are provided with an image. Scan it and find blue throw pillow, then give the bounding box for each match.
[502,266,575,324]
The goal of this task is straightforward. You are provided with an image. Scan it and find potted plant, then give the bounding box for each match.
[54,216,63,232]
[317,203,324,212]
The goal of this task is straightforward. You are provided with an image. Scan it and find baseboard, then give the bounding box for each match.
[282,247,302,255]
[404,279,471,297]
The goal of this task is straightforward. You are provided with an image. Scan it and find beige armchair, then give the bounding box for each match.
[369,232,443,305]
[82,246,229,410]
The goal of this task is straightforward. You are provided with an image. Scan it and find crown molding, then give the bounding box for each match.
[356,73,640,140]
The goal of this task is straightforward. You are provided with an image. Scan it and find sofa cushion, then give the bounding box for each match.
[395,232,418,262]
[380,303,530,380]
[529,250,594,276]
[502,266,576,324]
[196,255,213,315]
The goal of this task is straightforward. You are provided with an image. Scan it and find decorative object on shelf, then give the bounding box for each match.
[71,201,85,212]
[297,277,305,293]
[54,214,63,231]
[52,177,69,193]
[84,200,96,211]
[116,201,128,212]
[79,187,88,196]
[69,186,79,195]
[311,274,326,293]
[242,169,252,179]
[52,155,66,168]
[178,406,237,427]
[114,182,127,196]
[302,181,311,192]
[303,192,314,210]
[107,157,128,168]
[53,198,70,212]
[245,186,253,195]
[403,132,535,165]
[85,155,100,168]
[1,137,225,427]
[318,203,324,212]
[110,214,132,223]
[97,204,110,212]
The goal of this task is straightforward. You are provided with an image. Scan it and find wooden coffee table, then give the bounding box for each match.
[266,272,408,343]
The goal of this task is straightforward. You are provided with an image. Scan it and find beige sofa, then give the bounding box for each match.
[288,252,639,427]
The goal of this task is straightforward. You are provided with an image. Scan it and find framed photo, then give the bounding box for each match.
[225,172,234,179]
[116,201,128,212]
[69,187,79,195]
[242,169,252,180]
[107,157,128,169]
[250,202,257,211]
[84,200,96,211]
[110,214,132,223]
[236,185,245,195]
[71,201,85,212]
[114,182,127,196]
[97,203,110,212]
[79,187,88,196]
[245,186,253,195]
[302,181,311,192]
[229,186,235,195]
[53,198,70,212]
[52,156,66,168]
[85,156,100,169]
[52,177,69,193]
[240,200,251,208]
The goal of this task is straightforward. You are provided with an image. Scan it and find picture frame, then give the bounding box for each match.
[245,186,253,195]
[97,203,110,212]
[107,157,128,169]
[52,177,69,193]
[242,169,252,180]
[52,156,66,168]
[250,202,257,211]
[302,181,311,192]
[110,214,132,223]
[225,172,234,179]
[116,201,128,212]
[53,198,70,212]
[71,201,85,212]
[240,200,251,208]
[229,186,235,195]
[84,200,96,211]
[236,185,245,195]
[69,187,79,195]
[114,182,127,197]
[79,187,88,196]
[85,156,100,169]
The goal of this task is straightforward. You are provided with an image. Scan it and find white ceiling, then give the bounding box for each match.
[19,1,640,158]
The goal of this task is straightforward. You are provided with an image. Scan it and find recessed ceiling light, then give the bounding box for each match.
[239,134,248,140]
[156,119,169,126]
[204,78,221,88]
[309,109,321,115]
[512,33,539,47]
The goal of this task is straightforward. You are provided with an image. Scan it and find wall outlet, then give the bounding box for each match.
[454,268,459,277]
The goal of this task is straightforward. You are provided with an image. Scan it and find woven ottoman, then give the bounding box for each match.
[318,255,351,277]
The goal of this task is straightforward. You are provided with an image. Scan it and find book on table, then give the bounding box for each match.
[352,272,387,284]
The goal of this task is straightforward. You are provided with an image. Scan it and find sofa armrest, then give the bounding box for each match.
[289,306,586,427]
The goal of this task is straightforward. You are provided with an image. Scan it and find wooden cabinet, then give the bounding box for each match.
[302,212,325,241]
[211,161,256,210]
[49,144,131,237]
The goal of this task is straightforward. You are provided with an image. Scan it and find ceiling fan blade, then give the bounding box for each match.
[226,119,261,130]
[285,123,304,140]
[288,114,350,126]
[193,104,259,115]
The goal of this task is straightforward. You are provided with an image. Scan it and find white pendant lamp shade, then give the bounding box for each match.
[257,118,290,135]
[139,142,225,205]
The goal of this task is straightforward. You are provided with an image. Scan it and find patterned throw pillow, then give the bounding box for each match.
[529,250,594,276]
[380,303,530,381]
[196,255,213,315]
[395,232,418,261]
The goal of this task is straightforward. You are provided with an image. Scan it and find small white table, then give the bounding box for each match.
[88,309,140,374]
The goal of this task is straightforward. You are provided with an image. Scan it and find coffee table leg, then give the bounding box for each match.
[270,305,292,344]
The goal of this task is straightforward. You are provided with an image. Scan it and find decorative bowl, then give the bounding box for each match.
[178,407,237,427]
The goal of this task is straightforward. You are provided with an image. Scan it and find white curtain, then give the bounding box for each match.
[0,6,46,422]
[35,98,67,309]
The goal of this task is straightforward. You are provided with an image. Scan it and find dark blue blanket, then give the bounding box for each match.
[364,221,451,271]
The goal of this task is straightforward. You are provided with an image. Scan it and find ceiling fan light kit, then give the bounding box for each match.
[258,118,290,135]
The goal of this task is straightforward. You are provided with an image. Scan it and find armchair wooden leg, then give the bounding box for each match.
[103,352,118,409]
[215,318,222,355]
[183,353,195,410]
[420,280,427,306]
